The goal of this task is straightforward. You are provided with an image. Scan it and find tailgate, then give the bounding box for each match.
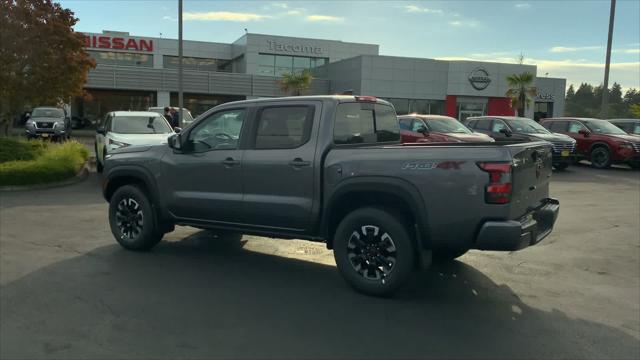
[508,141,553,219]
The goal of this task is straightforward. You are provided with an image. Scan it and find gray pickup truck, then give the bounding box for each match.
[102,95,559,296]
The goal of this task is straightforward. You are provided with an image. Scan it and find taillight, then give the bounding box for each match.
[477,162,512,204]
[355,96,377,103]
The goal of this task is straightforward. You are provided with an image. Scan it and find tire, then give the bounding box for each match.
[590,147,611,169]
[333,207,415,296]
[95,144,104,173]
[109,185,162,251]
[433,248,468,262]
[554,163,570,170]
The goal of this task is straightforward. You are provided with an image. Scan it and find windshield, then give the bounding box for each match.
[584,120,627,135]
[504,118,550,134]
[32,108,64,118]
[426,118,472,134]
[112,116,173,134]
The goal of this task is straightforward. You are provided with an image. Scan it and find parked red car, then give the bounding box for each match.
[398,114,494,143]
[540,117,640,168]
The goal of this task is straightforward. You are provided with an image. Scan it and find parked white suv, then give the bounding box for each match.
[95,111,175,172]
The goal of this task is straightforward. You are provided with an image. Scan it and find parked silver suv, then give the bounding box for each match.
[25,107,71,141]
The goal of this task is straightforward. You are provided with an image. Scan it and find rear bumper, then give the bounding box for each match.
[474,198,560,251]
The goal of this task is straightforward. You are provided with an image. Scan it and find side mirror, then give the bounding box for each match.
[578,129,590,137]
[173,127,182,134]
[417,126,428,134]
[499,128,512,137]
[96,127,106,135]
[168,133,182,150]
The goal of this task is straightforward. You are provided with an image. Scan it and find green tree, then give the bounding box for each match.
[279,70,313,96]
[566,84,575,102]
[0,0,95,136]
[610,83,623,104]
[505,72,537,117]
[630,104,640,118]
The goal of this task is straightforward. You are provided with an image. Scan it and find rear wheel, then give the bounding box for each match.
[109,185,162,251]
[333,207,415,296]
[590,147,611,169]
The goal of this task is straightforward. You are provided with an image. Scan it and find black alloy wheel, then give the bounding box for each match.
[590,147,611,169]
[115,198,144,241]
[109,185,162,251]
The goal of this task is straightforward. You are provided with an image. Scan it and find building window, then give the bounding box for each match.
[163,56,232,72]
[170,93,245,117]
[88,50,153,67]
[72,89,156,127]
[257,53,328,78]
[381,98,445,115]
[534,102,553,122]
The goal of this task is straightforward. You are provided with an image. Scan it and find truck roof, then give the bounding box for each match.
[218,95,392,107]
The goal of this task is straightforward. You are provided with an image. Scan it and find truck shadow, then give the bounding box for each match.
[1,230,638,359]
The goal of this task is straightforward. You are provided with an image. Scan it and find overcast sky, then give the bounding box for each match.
[60,0,640,92]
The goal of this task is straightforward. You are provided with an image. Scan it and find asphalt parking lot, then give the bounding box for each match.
[1,164,639,359]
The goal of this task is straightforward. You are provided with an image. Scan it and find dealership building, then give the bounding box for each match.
[77,30,566,122]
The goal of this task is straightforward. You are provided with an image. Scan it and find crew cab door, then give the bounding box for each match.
[163,107,248,224]
[241,102,320,233]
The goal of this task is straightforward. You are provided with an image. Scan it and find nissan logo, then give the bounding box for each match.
[468,68,492,90]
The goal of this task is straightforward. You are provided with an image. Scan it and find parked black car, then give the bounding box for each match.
[608,119,640,136]
[465,116,577,170]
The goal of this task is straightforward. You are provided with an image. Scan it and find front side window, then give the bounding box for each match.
[398,118,413,131]
[491,119,508,133]
[334,103,399,144]
[111,115,172,134]
[568,121,588,134]
[187,109,246,152]
[254,106,313,149]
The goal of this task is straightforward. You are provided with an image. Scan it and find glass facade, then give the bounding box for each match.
[88,50,153,67]
[72,89,156,127]
[257,53,328,78]
[163,56,232,72]
[381,98,445,115]
[170,93,245,117]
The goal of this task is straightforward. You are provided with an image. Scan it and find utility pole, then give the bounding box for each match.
[601,0,616,118]
[178,0,183,126]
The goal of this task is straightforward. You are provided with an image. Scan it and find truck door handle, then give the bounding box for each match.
[222,157,239,167]
[289,158,311,168]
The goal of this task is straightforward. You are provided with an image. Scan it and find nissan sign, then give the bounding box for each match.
[468,68,491,90]
[84,35,153,52]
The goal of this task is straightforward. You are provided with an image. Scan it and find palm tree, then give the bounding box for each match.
[280,70,313,96]
[505,72,537,117]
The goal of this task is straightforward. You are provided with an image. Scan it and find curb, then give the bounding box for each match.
[0,162,91,192]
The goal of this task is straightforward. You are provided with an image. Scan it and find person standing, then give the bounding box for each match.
[163,107,173,125]
[170,107,180,128]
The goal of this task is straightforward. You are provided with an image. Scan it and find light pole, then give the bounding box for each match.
[178,0,183,125]
[601,0,616,118]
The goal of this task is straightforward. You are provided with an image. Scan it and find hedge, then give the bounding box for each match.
[0,137,49,163]
[0,140,89,186]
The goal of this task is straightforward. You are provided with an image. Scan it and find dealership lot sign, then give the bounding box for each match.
[84,35,153,52]
[468,68,492,90]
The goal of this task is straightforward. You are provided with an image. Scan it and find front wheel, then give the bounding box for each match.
[590,147,611,169]
[333,207,415,296]
[109,185,162,251]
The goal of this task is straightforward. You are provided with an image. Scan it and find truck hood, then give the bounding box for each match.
[446,132,495,143]
[31,117,64,123]
[108,132,173,146]
[606,134,640,142]
[528,132,574,143]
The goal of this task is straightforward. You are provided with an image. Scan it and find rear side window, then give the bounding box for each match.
[334,103,399,144]
[474,119,492,131]
[548,121,567,132]
[254,106,313,149]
